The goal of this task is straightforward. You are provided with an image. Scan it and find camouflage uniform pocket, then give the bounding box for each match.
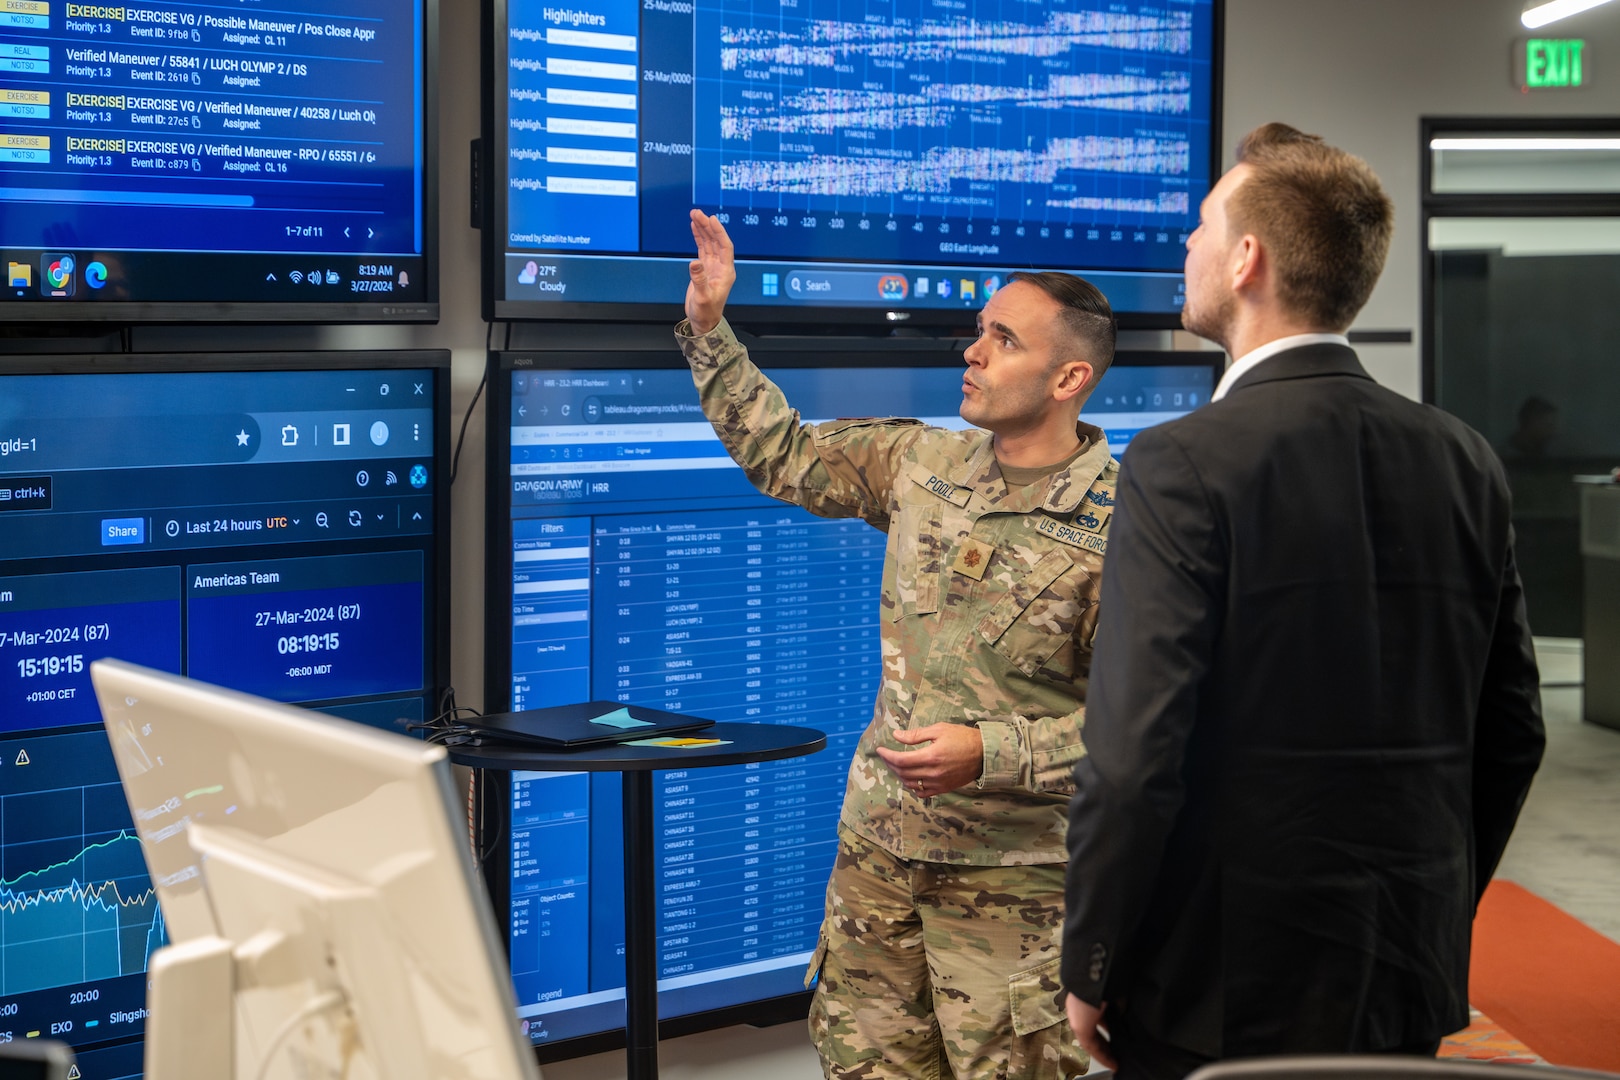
[1006,954,1088,1079]
[1007,955,1066,1037]
[886,500,943,621]
[976,549,1085,678]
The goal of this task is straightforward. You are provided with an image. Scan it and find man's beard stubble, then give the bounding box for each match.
[1180,288,1236,355]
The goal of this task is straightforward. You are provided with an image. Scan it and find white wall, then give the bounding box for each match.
[538,1019,823,1080]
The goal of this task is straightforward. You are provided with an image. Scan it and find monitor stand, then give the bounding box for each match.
[144,823,433,1080]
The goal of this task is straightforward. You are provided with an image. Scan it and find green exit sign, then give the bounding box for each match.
[1515,38,1588,89]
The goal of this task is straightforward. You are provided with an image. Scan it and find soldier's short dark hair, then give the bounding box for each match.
[1006,271,1116,393]
[1228,123,1394,332]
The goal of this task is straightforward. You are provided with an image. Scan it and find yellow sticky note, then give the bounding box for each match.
[626,737,730,748]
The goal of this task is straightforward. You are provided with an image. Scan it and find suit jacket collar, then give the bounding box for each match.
[1226,342,1373,397]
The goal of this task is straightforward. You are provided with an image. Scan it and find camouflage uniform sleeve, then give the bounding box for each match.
[676,317,924,526]
[977,707,1086,793]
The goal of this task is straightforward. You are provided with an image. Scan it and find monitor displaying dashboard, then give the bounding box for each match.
[0,352,451,1077]
[482,0,1222,326]
[0,0,438,323]
[483,344,1220,1059]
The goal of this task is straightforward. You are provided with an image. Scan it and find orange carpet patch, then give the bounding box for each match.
[1469,880,1620,1071]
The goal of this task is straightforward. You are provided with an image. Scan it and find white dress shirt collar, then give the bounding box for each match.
[1211,333,1350,402]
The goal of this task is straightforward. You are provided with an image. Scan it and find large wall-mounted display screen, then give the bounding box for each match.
[482,346,1220,1059]
[0,352,451,1076]
[0,0,438,322]
[483,0,1222,326]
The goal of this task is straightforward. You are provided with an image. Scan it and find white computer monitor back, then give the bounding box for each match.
[91,659,539,1080]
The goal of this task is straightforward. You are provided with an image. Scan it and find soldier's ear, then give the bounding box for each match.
[1054,361,1093,403]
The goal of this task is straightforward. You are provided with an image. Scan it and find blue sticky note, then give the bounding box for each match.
[589,707,654,730]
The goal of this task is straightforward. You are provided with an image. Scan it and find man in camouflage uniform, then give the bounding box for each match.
[677,209,1119,1080]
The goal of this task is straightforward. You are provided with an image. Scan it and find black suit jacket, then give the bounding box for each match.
[1061,344,1545,1057]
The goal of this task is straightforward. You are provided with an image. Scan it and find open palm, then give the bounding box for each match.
[686,209,737,334]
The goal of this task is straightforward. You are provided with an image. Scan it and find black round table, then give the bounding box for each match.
[451,721,826,1080]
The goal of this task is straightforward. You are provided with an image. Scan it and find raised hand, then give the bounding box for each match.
[686,209,737,335]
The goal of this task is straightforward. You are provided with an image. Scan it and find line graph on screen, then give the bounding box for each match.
[1,731,168,997]
[1,832,166,995]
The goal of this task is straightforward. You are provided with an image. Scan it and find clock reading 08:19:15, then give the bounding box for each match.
[277,633,340,655]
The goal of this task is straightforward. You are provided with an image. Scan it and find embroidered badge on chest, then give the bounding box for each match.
[1074,507,1111,534]
[951,538,995,581]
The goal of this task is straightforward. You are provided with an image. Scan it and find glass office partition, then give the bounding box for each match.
[1430,218,1620,636]
[1424,119,1620,640]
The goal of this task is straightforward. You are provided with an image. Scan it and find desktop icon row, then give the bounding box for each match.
[907,273,1001,302]
[8,253,110,297]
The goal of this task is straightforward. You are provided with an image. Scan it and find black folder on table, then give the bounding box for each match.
[463,701,715,749]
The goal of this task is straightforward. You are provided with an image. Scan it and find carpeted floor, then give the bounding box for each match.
[1468,879,1620,1072]
[1440,1008,1543,1064]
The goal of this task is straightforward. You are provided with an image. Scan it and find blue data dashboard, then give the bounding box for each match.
[485,349,1215,1055]
[490,0,1220,321]
[0,355,449,1075]
[0,0,434,319]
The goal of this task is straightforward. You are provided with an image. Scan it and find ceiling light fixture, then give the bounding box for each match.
[1521,0,1615,29]
[1430,137,1620,151]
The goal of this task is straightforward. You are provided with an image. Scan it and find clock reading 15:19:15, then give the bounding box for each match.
[16,653,85,678]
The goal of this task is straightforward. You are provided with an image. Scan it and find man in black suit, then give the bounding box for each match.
[1060,123,1546,1079]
